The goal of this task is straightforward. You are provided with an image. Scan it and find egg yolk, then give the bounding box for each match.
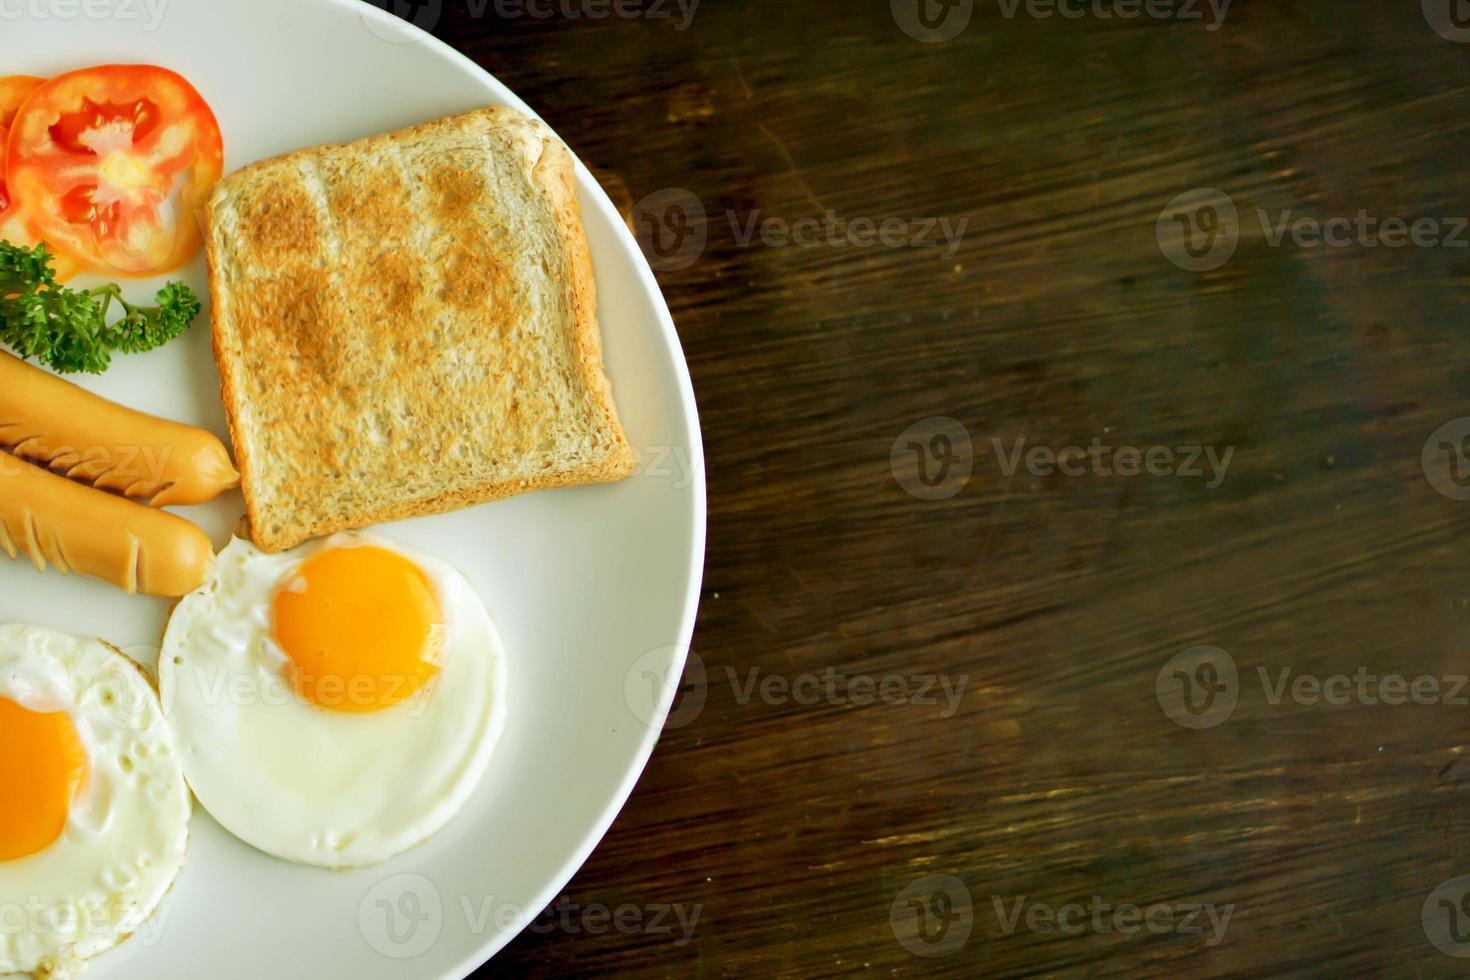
[0,697,87,861]
[271,546,444,713]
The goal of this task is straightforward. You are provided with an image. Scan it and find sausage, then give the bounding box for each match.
[0,351,239,506]
[0,452,214,596]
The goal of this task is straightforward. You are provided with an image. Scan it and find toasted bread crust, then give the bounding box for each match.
[206,107,634,552]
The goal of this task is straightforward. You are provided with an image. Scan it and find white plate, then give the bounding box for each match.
[0,1,704,976]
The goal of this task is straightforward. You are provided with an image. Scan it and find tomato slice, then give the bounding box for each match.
[7,65,223,277]
[0,75,81,281]
[0,75,44,128]
[0,122,15,216]
[0,77,45,214]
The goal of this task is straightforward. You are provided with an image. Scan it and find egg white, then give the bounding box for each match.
[0,624,190,979]
[158,534,507,869]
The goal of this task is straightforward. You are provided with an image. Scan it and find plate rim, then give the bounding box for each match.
[233,2,706,973]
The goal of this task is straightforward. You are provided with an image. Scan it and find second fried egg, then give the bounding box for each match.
[158,533,506,868]
[0,624,189,978]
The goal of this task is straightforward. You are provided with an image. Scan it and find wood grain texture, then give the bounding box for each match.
[387,1,1470,975]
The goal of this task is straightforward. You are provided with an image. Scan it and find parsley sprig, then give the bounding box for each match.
[0,240,202,374]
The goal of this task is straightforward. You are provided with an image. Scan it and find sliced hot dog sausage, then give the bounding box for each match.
[0,351,239,506]
[0,452,214,596]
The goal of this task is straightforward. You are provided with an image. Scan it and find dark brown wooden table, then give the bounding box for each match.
[385,1,1470,975]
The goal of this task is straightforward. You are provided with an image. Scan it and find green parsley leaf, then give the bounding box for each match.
[0,240,202,374]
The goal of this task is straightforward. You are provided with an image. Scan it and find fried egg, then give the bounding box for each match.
[0,624,189,979]
[158,534,506,868]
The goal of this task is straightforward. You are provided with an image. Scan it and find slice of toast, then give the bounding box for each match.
[206,107,635,552]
